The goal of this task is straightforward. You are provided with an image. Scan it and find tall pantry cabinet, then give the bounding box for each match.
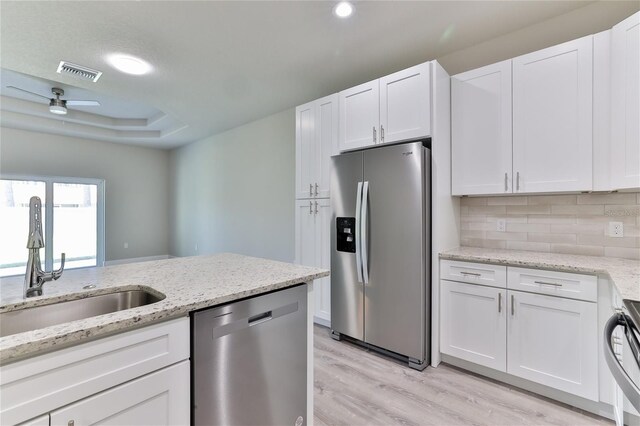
[294,94,338,326]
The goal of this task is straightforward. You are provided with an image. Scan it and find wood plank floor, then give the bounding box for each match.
[313,326,612,426]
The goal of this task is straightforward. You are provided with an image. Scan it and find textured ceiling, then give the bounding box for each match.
[0,1,630,148]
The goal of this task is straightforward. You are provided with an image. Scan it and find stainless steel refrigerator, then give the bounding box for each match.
[330,140,430,370]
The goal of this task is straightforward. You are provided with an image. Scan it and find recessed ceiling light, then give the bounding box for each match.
[334,2,353,18]
[107,54,152,75]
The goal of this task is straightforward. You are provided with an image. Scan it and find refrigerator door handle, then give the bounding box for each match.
[355,181,364,283]
[361,181,370,284]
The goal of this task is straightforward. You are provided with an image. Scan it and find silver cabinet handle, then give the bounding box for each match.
[460,271,481,277]
[534,280,563,287]
[511,294,515,316]
[373,126,377,143]
[516,172,520,191]
[314,201,318,214]
[498,292,502,313]
[380,125,385,142]
[504,173,508,192]
[309,183,313,196]
[309,201,313,214]
[315,183,318,196]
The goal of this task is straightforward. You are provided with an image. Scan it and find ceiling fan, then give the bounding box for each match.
[6,86,100,115]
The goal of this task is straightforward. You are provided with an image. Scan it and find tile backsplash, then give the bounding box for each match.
[460,193,640,260]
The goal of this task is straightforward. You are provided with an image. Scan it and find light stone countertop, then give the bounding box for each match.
[440,247,639,301]
[0,253,329,364]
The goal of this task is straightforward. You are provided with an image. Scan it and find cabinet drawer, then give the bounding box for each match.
[440,260,506,288]
[0,317,189,425]
[507,267,597,302]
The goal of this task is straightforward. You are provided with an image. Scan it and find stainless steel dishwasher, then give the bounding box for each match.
[192,284,308,426]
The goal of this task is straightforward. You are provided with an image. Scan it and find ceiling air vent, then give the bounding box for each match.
[56,61,103,82]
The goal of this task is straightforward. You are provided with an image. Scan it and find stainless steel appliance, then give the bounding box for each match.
[192,284,307,425]
[604,300,640,412]
[331,140,430,370]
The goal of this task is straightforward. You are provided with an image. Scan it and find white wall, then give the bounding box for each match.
[437,1,639,75]
[0,127,170,261]
[169,108,295,262]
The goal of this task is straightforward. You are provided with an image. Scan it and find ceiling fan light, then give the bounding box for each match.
[49,98,67,115]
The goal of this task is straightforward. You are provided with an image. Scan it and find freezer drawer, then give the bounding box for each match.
[192,284,308,426]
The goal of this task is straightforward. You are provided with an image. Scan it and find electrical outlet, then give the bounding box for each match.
[123,242,128,249]
[609,222,624,238]
[496,219,506,232]
[195,243,199,252]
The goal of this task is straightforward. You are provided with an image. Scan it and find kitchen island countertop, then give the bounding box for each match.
[440,247,639,301]
[0,253,329,363]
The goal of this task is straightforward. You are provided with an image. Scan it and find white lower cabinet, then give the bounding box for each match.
[441,280,506,371]
[50,361,189,426]
[507,290,598,401]
[1,318,190,426]
[295,199,331,325]
[440,261,599,403]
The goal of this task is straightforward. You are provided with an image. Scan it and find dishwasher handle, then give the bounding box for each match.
[604,312,640,412]
[249,310,273,326]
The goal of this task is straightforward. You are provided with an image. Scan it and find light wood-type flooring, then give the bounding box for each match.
[313,326,612,426]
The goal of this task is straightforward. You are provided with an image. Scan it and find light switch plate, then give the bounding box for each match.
[609,222,624,238]
[496,219,506,232]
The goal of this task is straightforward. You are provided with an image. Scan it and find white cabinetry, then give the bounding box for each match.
[611,12,640,190]
[441,280,506,371]
[452,61,512,195]
[440,261,599,402]
[339,63,430,152]
[295,94,338,199]
[295,199,331,325]
[512,36,593,193]
[0,318,190,425]
[507,291,598,400]
[49,361,190,426]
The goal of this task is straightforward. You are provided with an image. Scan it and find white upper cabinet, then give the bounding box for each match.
[611,12,640,190]
[339,80,380,151]
[339,62,431,152]
[295,102,315,199]
[379,63,431,144]
[452,61,512,195]
[512,36,593,193]
[295,94,338,199]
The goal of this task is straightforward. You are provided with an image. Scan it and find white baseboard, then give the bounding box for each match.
[313,316,331,328]
[104,255,171,266]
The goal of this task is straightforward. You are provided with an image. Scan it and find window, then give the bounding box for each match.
[0,175,104,277]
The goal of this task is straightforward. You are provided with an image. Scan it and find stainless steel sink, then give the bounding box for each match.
[0,289,165,338]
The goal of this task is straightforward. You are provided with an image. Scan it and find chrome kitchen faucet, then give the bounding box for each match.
[24,196,65,298]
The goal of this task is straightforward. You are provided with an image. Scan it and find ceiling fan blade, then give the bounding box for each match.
[6,85,51,101]
[66,100,101,106]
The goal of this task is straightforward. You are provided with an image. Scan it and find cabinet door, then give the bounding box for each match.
[50,361,190,426]
[18,415,49,426]
[339,80,379,151]
[507,291,598,401]
[440,280,507,371]
[295,200,316,267]
[314,199,332,325]
[315,94,339,198]
[512,36,593,193]
[379,62,431,144]
[452,61,513,195]
[611,12,640,190]
[295,102,315,199]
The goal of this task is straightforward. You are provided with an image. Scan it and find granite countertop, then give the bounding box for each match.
[0,253,329,364]
[440,247,639,301]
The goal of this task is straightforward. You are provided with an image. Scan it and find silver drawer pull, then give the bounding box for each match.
[534,280,563,287]
[511,294,515,316]
[498,292,502,313]
[460,271,481,277]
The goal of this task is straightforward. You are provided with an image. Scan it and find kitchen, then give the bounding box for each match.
[0,1,639,425]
